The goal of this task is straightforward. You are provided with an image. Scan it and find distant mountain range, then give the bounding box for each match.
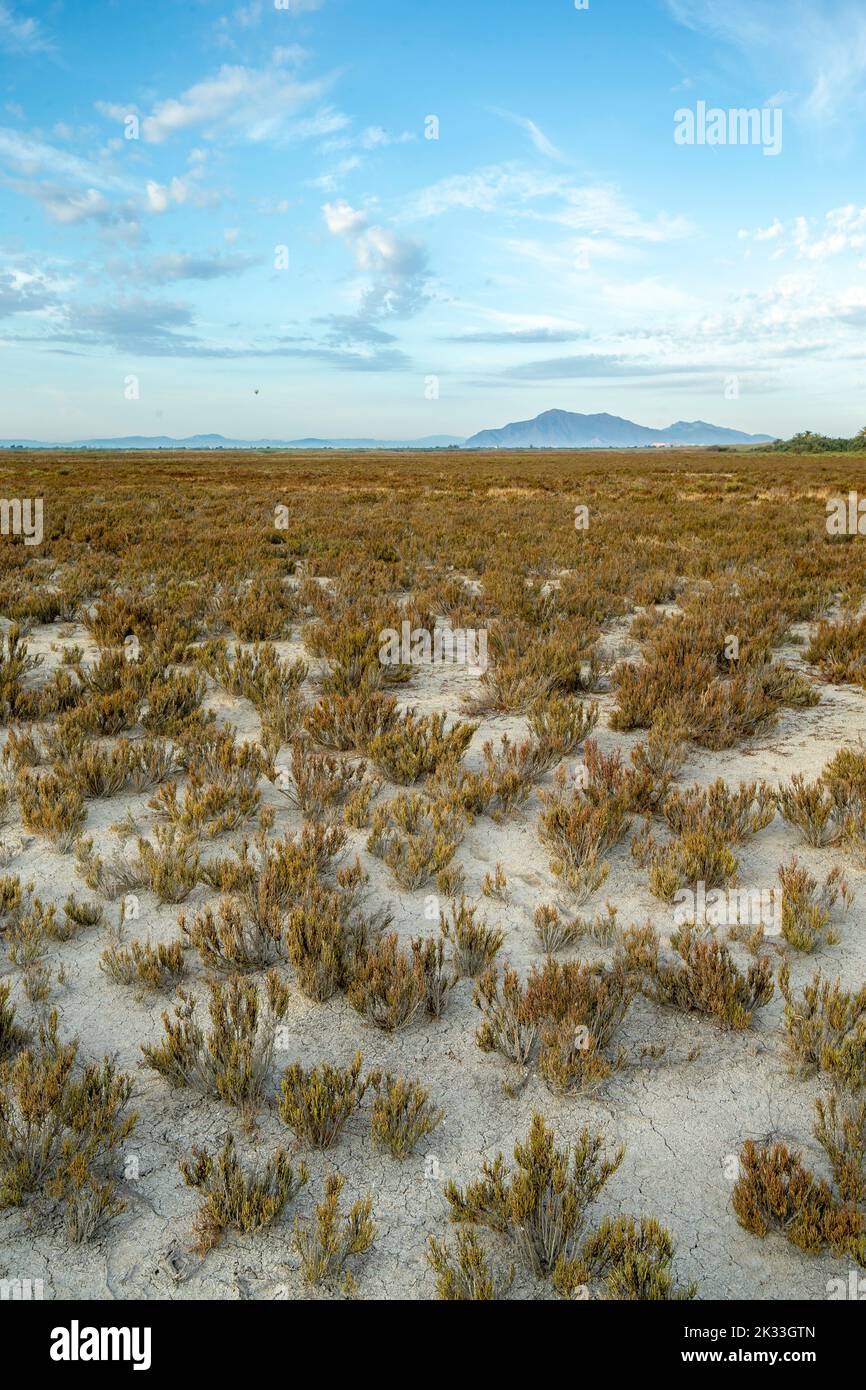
[0,433,465,451]
[0,412,775,452]
[462,410,775,449]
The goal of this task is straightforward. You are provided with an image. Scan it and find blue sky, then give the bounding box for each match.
[2,0,866,440]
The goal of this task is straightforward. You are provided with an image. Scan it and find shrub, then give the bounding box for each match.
[414,934,454,1018]
[221,578,296,642]
[533,901,619,953]
[650,926,774,1029]
[821,748,866,861]
[100,938,187,992]
[284,883,370,1002]
[537,769,628,902]
[481,863,507,899]
[524,957,635,1095]
[73,835,146,901]
[776,773,841,847]
[610,609,806,749]
[150,765,261,839]
[779,965,866,1089]
[639,826,738,904]
[293,1173,376,1288]
[480,734,548,817]
[135,826,201,903]
[182,897,284,973]
[278,1052,370,1149]
[0,1011,137,1243]
[806,615,866,684]
[84,593,155,649]
[16,769,86,851]
[259,687,306,751]
[5,897,55,1002]
[303,688,398,752]
[141,670,208,736]
[0,624,42,722]
[0,981,28,1061]
[526,694,599,765]
[61,688,142,738]
[777,857,851,952]
[440,897,503,977]
[430,760,496,822]
[445,1112,623,1278]
[814,1090,866,1207]
[64,740,136,799]
[732,1133,864,1264]
[368,709,476,784]
[663,778,775,844]
[305,606,409,692]
[625,712,689,813]
[554,1215,697,1301]
[141,970,290,1127]
[426,1230,513,1300]
[370,1074,444,1159]
[62,895,103,930]
[180,1132,308,1254]
[367,791,463,889]
[443,1106,691,1299]
[473,966,537,1068]
[348,933,427,1031]
[200,640,306,708]
[277,739,369,821]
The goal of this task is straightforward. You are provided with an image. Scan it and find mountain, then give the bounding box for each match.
[462,410,775,449]
[0,414,776,452]
[0,433,465,451]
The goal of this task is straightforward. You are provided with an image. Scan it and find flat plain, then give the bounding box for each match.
[1,446,865,1301]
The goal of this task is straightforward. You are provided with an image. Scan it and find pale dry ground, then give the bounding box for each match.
[1,609,865,1302]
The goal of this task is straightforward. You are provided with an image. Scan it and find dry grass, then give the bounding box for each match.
[2,443,865,1299]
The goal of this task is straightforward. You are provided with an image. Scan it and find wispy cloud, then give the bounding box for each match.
[666,0,866,122]
[0,127,128,192]
[501,353,706,380]
[401,164,693,242]
[120,252,261,286]
[487,107,565,161]
[101,62,337,144]
[0,2,54,55]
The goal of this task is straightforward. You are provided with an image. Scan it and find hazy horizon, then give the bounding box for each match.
[2,0,866,441]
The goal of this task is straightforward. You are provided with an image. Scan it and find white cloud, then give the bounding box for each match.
[40,188,111,224]
[595,276,698,317]
[755,220,784,241]
[323,199,368,237]
[107,63,334,144]
[739,205,866,260]
[0,2,54,55]
[402,164,693,243]
[488,108,565,162]
[666,0,866,123]
[0,126,128,191]
[273,44,310,65]
[323,200,429,321]
[144,165,217,215]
